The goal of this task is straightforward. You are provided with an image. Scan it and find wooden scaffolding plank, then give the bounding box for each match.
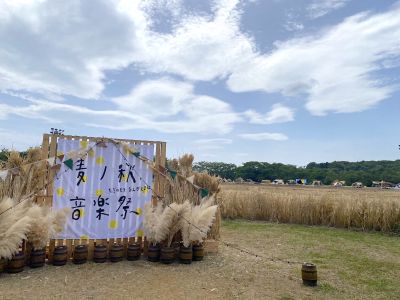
[47,134,58,262]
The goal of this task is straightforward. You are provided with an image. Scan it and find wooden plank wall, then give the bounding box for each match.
[40,134,166,261]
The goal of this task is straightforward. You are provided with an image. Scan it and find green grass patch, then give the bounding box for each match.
[222,219,400,299]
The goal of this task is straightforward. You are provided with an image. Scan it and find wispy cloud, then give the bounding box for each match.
[194,138,232,150]
[238,132,288,141]
[228,4,400,115]
[244,104,295,124]
[307,0,350,19]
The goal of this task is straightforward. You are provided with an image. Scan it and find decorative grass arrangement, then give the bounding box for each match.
[26,204,69,250]
[0,196,69,259]
[143,196,218,248]
[0,198,32,259]
[0,148,68,260]
[0,148,46,201]
[163,154,221,239]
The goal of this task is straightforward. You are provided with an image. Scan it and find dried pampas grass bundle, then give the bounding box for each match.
[181,196,218,247]
[0,148,47,200]
[0,197,32,259]
[155,201,191,247]
[26,205,69,250]
[162,153,221,239]
[143,201,163,245]
[179,154,194,177]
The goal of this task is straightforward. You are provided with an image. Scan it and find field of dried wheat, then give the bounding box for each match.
[218,184,400,233]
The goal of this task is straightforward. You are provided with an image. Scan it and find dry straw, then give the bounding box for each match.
[0,147,68,259]
[163,154,221,238]
[219,185,400,232]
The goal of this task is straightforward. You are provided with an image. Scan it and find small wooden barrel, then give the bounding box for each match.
[127,243,141,261]
[172,242,181,260]
[193,244,204,261]
[53,246,68,266]
[0,258,5,275]
[30,248,46,268]
[179,246,193,264]
[302,263,317,286]
[93,244,107,263]
[160,247,175,264]
[109,244,124,262]
[7,252,25,273]
[73,245,88,264]
[147,244,160,262]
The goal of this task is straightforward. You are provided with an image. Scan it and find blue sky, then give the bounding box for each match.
[0,0,399,166]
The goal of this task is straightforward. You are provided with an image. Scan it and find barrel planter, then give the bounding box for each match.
[160,247,175,264]
[179,245,193,264]
[172,242,181,260]
[109,244,124,262]
[30,248,46,268]
[0,258,5,275]
[127,243,141,261]
[7,252,25,273]
[147,244,160,262]
[73,245,88,264]
[53,246,68,266]
[192,244,204,261]
[93,244,107,263]
[301,263,317,286]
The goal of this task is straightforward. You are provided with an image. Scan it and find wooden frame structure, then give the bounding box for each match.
[37,134,166,262]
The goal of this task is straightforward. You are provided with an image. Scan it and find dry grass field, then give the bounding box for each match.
[219,184,400,233]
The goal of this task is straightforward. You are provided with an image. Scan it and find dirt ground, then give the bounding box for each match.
[1,221,399,300]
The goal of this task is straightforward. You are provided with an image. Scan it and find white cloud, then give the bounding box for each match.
[227,5,400,115]
[239,132,288,141]
[113,78,193,117]
[194,138,232,150]
[307,0,350,19]
[283,21,304,32]
[195,138,232,145]
[244,103,294,124]
[133,0,256,81]
[0,0,148,99]
[0,78,242,135]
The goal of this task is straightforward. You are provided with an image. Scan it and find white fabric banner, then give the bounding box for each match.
[53,139,154,239]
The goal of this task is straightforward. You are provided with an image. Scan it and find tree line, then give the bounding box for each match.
[193,160,400,186]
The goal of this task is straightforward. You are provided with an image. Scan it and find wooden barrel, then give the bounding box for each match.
[53,246,68,266]
[193,244,204,261]
[127,243,141,261]
[73,245,88,264]
[302,263,317,286]
[7,252,25,273]
[109,244,124,262]
[0,258,5,275]
[172,242,181,260]
[160,247,175,264]
[93,244,107,263]
[179,246,193,264]
[30,248,46,268]
[147,244,160,262]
